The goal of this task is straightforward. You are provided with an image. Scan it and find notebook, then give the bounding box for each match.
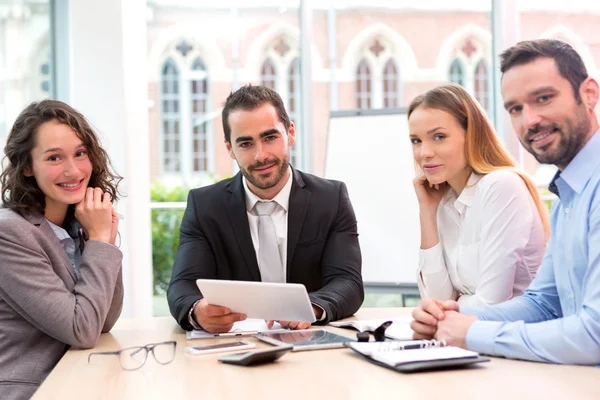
[329,317,414,340]
[346,340,489,372]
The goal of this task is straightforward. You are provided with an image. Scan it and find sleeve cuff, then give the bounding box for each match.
[311,302,327,321]
[465,320,504,356]
[419,242,445,273]
[187,299,203,330]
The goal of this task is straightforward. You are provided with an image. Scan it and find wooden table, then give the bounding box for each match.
[32,308,599,400]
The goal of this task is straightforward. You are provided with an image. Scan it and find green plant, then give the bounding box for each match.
[150,181,188,295]
[150,175,228,295]
[538,188,555,212]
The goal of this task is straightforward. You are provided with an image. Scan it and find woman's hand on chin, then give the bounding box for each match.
[75,187,114,243]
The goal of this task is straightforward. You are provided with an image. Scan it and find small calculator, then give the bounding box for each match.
[218,345,293,366]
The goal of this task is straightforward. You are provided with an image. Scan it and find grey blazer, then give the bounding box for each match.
[0,209,123,400]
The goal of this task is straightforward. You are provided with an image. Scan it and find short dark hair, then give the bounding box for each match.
[500,39,588,102]
[221,84,291,143]
[1,100,122,216]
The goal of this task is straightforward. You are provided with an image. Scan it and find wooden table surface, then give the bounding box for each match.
[31,308,599,400]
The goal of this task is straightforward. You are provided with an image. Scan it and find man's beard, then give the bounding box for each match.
[239,155,290,190]
[522,105,591,168]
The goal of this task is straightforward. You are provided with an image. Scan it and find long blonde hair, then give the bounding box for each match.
[408,84,550,240]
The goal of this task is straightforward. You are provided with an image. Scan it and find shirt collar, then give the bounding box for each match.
[443,172,482,215]
[243,167,293,213]
[558,129,600,194]
[455,172,482,208]
[46,219,71,242]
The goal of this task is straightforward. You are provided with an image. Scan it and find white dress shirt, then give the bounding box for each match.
[417,170,546,307]
[242,169,326,321]
[243,170,293,282]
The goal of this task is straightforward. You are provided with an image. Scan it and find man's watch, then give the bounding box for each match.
[187,299,203,330]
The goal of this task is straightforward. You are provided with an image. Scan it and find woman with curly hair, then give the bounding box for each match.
[0,100,124,399]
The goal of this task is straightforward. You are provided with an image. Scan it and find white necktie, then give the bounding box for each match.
[254,201,284,283]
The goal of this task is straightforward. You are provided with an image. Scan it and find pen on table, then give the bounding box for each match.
[399,343,427,350]
[212,331,259,338]
[392,341,441,350]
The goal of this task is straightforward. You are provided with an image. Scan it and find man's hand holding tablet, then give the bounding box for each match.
[192,299,247,333]
[266,305,323,330]
[195,280,317,332]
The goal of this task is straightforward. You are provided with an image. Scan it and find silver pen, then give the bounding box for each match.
[213,331,259,338]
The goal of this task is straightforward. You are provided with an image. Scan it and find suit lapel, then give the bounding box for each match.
[24,211,77,283]
[224,173,261,281]
[286,169,311,278]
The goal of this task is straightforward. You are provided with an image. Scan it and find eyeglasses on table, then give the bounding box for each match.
[356,320,393,342]
[87,341,177,370]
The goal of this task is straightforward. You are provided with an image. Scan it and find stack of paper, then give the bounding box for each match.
[186,318,287,340]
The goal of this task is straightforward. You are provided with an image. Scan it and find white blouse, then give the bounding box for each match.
[417,170,546,307]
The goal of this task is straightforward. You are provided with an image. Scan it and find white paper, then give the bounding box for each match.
[384,318,415,341]
[186,319,286,340]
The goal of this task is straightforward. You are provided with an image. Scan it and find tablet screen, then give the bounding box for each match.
[257,329,354,350]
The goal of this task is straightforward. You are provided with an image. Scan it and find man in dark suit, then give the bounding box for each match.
[167,85,364,333]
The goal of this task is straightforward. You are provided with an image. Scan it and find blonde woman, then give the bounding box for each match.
[408,84,549,307]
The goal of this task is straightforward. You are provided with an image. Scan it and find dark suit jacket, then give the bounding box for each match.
[167,169,363,330]
[0,209,123,400]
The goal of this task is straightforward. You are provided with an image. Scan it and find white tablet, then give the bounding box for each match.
[196,279,317,323]
[255,329,355,351]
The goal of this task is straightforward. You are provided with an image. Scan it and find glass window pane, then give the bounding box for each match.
[260,58,277,91]
[383,59,398,108]
[356,59,372,109]
[449,59,464,87]
[0,0,53,150]
[474,60,488,110]
[160,59,181,173]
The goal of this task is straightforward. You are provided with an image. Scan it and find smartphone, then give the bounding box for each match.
[184,341,255,355]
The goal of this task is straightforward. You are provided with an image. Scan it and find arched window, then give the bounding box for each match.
[287,57,300,167]
[383,59,399,108]
[160,59,181,173]
[257,36,303,168]
[474,60,488,110]
[191,58,209,172]
[260,59,277,90]
[449,59,464,87]
[355,58,372,109]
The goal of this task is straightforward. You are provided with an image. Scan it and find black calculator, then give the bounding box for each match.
[218,345,293,366]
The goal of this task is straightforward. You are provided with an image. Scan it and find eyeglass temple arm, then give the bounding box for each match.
[87,351,120,363]
[374,320,394,341]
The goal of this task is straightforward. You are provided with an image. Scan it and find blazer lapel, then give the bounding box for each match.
[286,169,311,278]
[24,211,77,283]
[224,173,261,281]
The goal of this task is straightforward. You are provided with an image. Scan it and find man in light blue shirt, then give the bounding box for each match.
[410,39,600,364]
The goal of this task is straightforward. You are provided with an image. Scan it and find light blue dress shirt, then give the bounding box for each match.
[47,220,82,281]
[462,130,600,365]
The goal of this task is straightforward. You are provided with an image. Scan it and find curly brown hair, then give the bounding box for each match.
[1,100,122,216]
